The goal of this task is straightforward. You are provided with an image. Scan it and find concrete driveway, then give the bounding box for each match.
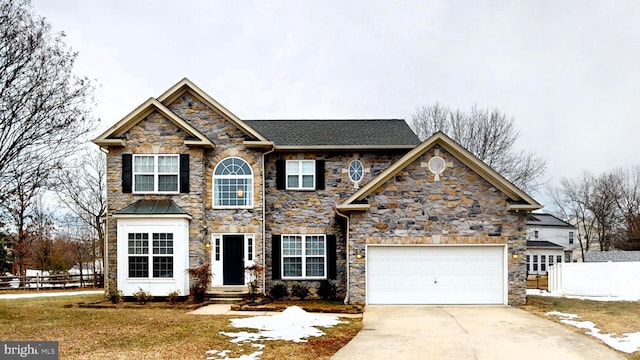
[332,306,625,360]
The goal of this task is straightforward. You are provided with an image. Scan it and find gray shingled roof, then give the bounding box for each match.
[584,251,640,262]
[244,119,420,147]
[115,200,190,215]
[527,213,576,228]
[527,241,564,249]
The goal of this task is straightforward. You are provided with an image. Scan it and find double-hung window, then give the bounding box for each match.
[128,232,174,278]
[569,231,574,245]
[282,234,326,279]
[133,155,179,193]
[286,160,315,190]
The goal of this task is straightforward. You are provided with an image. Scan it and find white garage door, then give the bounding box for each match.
[367,246,505,305]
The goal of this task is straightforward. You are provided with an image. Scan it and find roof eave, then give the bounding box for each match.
[93,139,125,147]
[507,204,543,212]
[274,145,416,151]
[184,140,215,149]
[244,140,276,149]
[336,204,371,212]
[113,214,193,220]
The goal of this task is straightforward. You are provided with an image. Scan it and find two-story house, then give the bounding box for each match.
[93,78,541,305]
[525,213,577,275]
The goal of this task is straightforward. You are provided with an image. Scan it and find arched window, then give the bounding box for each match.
[213,157,253,207]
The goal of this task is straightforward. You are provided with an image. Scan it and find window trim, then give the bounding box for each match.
[212,157,254,208]
[285,160,316,190]
[132,154,180,194]
[348,159,364,183]
[281,234,327,280]
[127,232,174,279]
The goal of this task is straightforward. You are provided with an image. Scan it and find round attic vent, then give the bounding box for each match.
[428,156,446,174]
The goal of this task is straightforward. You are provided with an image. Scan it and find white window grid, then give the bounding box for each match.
[127,232,174,278]
[213,157,253,207]
[282,234,326,279]
[286,160,315,190]
[133,154,179,193]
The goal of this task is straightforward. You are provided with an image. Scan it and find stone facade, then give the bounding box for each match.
[100,81,534,305]
[105,92,266,290]
[346,145,528,305]
[263,151,407,296]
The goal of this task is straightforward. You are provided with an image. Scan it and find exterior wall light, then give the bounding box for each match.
[355,251,364,259]
[512,250,519,260]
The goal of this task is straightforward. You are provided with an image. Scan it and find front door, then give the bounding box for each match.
[223,235,244,285]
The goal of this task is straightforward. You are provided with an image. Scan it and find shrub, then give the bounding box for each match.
[104,280,122,304]
[269,283,289,300]
[291,282,309,300]
[317,280,337,300]
[133,288,153,305]
[245,264,264,302]
[167,290,180,304]
[188,263,211,303]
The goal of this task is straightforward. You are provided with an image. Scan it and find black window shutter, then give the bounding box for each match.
[316,160,325,190]
[122,154,132,193]
[180,154,190,193]
[275,159,285,190]
[272,235,281,280]
[327,234,337,280]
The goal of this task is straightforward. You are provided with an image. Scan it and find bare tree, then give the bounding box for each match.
[590,173,618,251]
[410,104,546,192]
[56,148,106,286]
[609,166,640,250]
[549,173,598,261]
[0,0,95,203]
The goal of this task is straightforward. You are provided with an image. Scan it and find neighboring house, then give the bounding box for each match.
[584,251,640,262]
[93,78,541,305]
[525,213,577,274]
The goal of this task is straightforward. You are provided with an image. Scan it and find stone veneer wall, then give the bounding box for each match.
[167,94,265,276]
[105,111,207,285]
[105,91,266,290]
[347,145,528,305]
[263,151,407,298]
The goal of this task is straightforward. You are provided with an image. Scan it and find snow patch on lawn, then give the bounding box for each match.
[207,306,344,359]
[527,289,640,302]
[546,311,640,353]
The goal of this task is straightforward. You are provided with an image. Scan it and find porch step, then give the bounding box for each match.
[207,285,249,304]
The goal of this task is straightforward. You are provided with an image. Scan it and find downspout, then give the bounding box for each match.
[261,143,276,295]
[99,146,110,290]
[335,208,350,304]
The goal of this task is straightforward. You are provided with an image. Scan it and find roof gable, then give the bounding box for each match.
[338,131,541,212]
[244,119,420,149]
[157,78,267,142]
[93,97,214,148]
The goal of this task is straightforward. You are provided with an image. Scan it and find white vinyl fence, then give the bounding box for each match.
[548,262,640,298]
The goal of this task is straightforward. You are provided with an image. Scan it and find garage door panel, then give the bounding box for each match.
[367,246,505,305]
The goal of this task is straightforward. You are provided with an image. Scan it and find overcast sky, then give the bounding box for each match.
[31,0,640,206]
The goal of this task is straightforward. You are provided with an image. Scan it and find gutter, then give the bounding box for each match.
[261,142,276,295]
[334,207,350,304]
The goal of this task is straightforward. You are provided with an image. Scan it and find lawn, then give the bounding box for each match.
[523,295,640,360]
[0,294,362,359]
